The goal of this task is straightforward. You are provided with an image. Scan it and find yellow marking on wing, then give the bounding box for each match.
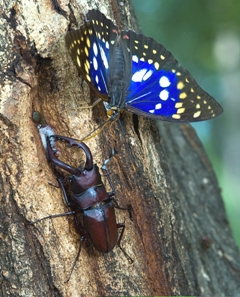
[172,114,181,119]
[85,59,90,69]
[154,62,159,70]
[193,111,201,118]
[177,108,186,114]
[177,82,184,90]
[179,92,187,99]
[175,102,183,108]
[77,56,81,67]
[196,104,200,109]
[84,47,89,56]
[86,37,90,47]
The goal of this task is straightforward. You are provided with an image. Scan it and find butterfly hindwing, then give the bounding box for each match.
[121,30,222,122]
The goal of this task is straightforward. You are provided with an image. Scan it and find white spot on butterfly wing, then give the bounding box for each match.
[159,76,171,88]
[99,45,109,69]
[132,68,147,82]
[159,89,169,100]
[95,75,99,84]
[105,41,109,49]
[132,55,139,63]
[143,70,153,81]
[93,56,98,70]
[93,42,98,56]
[148,103,161,114]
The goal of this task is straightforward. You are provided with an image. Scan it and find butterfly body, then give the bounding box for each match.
[107,41,130,112]
[65,9,223,122]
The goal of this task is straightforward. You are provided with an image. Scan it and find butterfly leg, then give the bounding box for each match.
[70,98,103,110]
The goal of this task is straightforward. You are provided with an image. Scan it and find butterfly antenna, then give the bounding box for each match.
[80,107,121,142]
[69,98,103,111]
[80,117,112,142]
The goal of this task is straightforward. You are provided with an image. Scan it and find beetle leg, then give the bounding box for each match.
[56,176,74,208]
[65,215,87,283]
[113,198,133,221]
[65,234,85,283]
[29,211,76,225]
[102,151,133,220]
[116,223,133,264]
[101,149,115,195]
[116,223,125,247]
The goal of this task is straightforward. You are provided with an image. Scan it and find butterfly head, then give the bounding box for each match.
[103,102,120,121]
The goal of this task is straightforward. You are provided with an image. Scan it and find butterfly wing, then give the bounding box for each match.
[121,30,223,122]
[65,10,119,101]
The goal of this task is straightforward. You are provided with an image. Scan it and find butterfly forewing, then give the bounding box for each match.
[122,30,223,122]
[65,10,119,100]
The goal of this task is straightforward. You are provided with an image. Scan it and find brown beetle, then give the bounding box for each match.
[31,134,132,280]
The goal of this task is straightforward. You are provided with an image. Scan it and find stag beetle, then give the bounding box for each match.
[31,134,132,280]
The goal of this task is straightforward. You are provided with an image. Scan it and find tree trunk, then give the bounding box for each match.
[0,0,239,296]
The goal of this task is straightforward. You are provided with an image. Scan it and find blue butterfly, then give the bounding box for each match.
[65,9,223,122]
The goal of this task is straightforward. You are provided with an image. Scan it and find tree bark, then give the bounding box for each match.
[0,0,239,296]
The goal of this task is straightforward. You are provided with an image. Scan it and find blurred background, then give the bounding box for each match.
[131,0,240,248]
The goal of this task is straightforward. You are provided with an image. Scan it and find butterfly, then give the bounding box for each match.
[65,9,223,122]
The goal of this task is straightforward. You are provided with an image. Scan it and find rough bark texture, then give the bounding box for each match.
[0,0,240,296]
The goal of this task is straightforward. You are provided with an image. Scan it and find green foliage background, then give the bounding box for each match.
[132,0,240,248]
